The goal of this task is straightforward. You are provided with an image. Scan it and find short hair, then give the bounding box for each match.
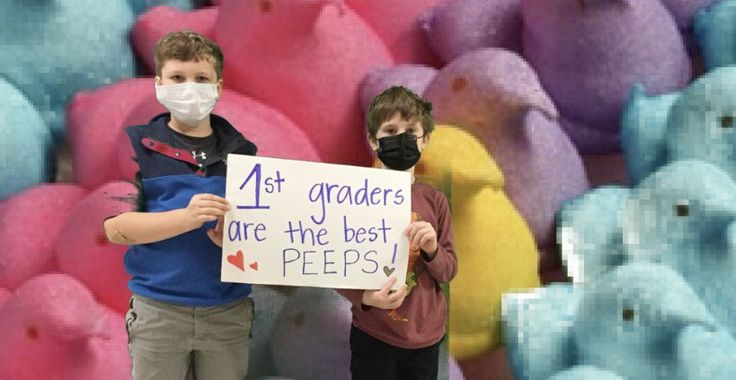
[366,86,434,140]
[154,30,224,79]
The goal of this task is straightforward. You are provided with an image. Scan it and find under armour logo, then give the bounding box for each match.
[192,150,207,162]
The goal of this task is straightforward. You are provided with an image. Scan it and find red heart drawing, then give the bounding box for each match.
[227,250,245,272]
[249,262,258,271]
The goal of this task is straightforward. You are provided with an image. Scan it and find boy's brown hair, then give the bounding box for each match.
[366,86,434,140]
[154,30,224,79]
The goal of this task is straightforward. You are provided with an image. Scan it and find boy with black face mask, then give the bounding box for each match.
[337,86,458,380]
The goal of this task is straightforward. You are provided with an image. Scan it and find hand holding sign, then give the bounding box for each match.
[361,277,409,310]
[207,216,225,248]
[184,193,230,228]
[222,154,411,290]
[404,221,438,259]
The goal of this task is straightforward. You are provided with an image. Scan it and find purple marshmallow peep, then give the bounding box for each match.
[424,48,589,251]
[660,0,718,30]
[271,288,352,379]
[359,64,438,113]
[424,0,522,64]
[521,0,690,153]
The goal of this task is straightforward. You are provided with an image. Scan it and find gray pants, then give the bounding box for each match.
[125,294,254,380]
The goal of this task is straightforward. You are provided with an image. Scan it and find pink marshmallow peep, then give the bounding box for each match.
[55,181,137,313]
[0,184,87,289]
[215,0,394,166]
[0,273,107,380]
[132,5,219,72]
[346,0,442,65]
[67,78,159,189]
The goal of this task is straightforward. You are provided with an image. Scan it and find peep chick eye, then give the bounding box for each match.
[721,115,734,129]
[674,203,690,217]
[622,308,635,322]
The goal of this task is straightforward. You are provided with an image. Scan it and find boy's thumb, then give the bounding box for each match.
[382,276,397,293]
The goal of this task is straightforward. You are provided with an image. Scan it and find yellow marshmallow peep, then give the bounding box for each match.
[415,125,540,359]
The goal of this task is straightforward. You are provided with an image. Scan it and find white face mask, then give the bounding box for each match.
[155,82,219,126]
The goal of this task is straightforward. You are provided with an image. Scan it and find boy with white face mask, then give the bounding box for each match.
[103,31,257,380]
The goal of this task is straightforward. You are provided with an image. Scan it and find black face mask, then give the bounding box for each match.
[376,133,421,171]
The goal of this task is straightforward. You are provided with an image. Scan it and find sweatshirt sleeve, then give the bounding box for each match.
[422,192,457,283]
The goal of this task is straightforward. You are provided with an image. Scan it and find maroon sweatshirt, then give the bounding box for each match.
[337,182,458,349]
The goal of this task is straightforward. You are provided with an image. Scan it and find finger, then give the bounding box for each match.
[197,207,228,217]
[207,228,222,247]
[387,293,402,304]
[403,224,412,237]
[417,224,435,244]
[404,222,419,236]
[380,277,398,294]
[404,220,424,236]
[411,223,431,243]
[411,227,425,245]
[387,285,407,302]
[197,193,224,201]
[412,227,431,246]
[405,224,418,243]
[387,299,403,310]
[196,199,229,207]
[198,215,218,223]
[199,194,230,205]
[389,299,404,309]
[206,203,230,213]
[195,200,230,211]
[418,232,435,249]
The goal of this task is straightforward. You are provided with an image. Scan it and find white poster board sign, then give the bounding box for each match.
[222,154,411,290]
